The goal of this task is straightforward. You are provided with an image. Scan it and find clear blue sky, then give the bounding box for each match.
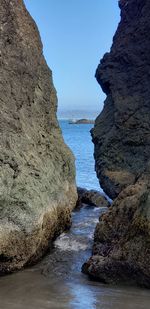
[24,0,120,118]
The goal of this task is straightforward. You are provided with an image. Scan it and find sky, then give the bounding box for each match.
[24,0,120,119]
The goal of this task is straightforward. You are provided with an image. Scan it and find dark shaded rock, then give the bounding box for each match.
[84,0,150,287]
[77,187,110,208]
[83,175,150,287]
[92,0,150,199]
[0,0,77,274]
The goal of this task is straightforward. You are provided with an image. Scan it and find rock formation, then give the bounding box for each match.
[77,187,110,208]
[92,0,150,199]
[0,0,77,273]
[83,0,150,287]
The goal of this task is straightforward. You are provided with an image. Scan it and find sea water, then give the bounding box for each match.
[59,120,101,191]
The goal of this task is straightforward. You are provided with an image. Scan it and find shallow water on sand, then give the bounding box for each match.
[0,205,149,309]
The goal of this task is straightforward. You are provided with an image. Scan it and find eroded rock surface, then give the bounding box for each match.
[92,0,150,199]
[83,0,150,287]
[83,174,150,287]
[0,0,77,273]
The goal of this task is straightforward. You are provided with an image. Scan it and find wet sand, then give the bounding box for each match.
[0,205,149,309]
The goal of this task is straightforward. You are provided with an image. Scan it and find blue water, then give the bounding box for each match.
[59,120,101,192]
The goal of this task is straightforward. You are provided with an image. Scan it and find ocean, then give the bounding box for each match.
[59,120,101,192]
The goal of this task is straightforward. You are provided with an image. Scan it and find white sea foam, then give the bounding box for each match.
[54,234,88,251]
[93,207,107,212]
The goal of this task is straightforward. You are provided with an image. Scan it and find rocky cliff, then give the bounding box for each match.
[83,0,150,287]
[0,0,77,273]
[92,0,150,199]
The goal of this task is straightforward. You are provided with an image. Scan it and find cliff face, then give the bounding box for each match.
[83,0,150,287]
[0,0,77,273]
[92,0,150,199]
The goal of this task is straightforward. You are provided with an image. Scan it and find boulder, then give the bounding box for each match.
[77,187,110,208]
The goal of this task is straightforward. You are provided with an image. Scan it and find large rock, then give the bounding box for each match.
[92,0,150,199]
[0,0,77,273]
[83,0,150,287]
[77,187,110,208]
[82,174,150,287]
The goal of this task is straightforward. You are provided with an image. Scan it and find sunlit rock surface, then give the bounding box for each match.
[83,0,150,287]
[0,0,77,273]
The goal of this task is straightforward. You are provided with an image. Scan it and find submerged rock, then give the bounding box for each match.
[0,0,77,273]
[77,187,110,208]
[83,0,150,287]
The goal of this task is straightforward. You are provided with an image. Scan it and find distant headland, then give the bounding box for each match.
[69,118,95,124]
